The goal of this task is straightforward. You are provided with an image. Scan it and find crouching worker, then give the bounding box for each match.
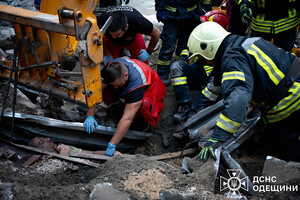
[170,51,219,123]
[188,22,300,162]
[83,58,166,157]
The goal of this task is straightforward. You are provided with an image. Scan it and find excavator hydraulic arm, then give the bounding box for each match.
[0,0,108,108]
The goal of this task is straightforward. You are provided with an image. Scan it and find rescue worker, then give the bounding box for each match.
[171,11,229,123]
[93,0,129,18]
[83,58,166,157]
[155,0,212,85]
[237,0,300,52]
[225,0,249,35]
[188,22,300,162]
[97,6,160,65]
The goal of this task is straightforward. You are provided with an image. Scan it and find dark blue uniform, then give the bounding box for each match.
[238,0,300,52]
[155,0,212,84]
[212,34,300,161]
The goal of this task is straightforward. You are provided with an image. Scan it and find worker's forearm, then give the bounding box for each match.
[147,25,160,54]
[86,107,96,117]
[110,117,132,145]
[103,44,111,56]
[147,37,159,55]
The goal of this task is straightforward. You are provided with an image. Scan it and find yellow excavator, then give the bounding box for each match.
[0,0,106,109]
[0,0,155,151]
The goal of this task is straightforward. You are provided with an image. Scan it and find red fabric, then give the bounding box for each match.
[104,33,149,64]
[129,59,166,127]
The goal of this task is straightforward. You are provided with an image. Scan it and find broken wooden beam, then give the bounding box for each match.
[69,152,111,161]
[0,138,100,167]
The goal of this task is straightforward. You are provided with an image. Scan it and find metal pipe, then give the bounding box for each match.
[100,16,113,36]
[0,47,18,127]
[18,61,58,71]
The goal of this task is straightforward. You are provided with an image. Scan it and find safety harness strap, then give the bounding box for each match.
[267,57,300,109]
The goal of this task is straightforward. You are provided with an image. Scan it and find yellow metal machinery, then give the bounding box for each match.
[0,0,107,108]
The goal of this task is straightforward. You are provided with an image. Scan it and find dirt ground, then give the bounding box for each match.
[0,35,300,200]
[0,1,300,199]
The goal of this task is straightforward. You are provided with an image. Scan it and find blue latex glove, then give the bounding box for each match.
[104,55,113,66]
[83,116,99,134]
[105,142,116,157]
[197,138,222,162]
[137,49,150,62]
[156,10,166,23]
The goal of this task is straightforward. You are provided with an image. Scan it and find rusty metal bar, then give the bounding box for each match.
[18,61,58,71]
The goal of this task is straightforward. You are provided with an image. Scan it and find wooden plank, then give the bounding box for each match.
[0,147,5,159]
[4,149,15,159]
[22,155,41,167]
[150,148,198,161]
[0,138,100,167]
[69,152,111,161]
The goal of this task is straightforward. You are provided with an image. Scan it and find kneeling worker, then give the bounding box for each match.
[83,58,166,157]
[188,22,300,162]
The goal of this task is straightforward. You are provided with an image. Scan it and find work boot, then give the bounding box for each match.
[157,66,170,86]
[187,109,197,120]
[158,73,170,86]
[173,103,191,123]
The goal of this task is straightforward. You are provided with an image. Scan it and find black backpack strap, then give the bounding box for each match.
[267,57,300,109]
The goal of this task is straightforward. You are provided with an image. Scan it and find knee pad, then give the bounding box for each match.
[170,61,185,78]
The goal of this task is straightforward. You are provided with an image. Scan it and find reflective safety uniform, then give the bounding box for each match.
[239,0,300,51]
[170,51,218,111]
[155,0,212,81]
[211,34,300,161]
[113,58,167,127]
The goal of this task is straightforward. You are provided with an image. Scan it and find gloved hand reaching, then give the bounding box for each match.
[83,116,99,134]
[137,49,150,62]
[105,142,116,157]
[198,138,222,162]
[240,4,252,26]
[156,10,166,23]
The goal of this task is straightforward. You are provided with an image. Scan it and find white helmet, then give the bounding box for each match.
[188,21,230,60]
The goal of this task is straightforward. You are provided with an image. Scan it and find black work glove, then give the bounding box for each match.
[198,138,222,162]
[240,4,252,26]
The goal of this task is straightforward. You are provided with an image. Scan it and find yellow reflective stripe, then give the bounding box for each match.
[180,49,189,56]
[216,113,242,134]
[175,55,180,60]
[221,71,245,83]
[289,0,296,17]
[258,0,265,8]
[251,16,300,34]
[158,59,172,65]
[275,16,300,33]
[266,82,300,123]
[187,5,197,11]
[237,0,251,5]
[208,16,214,22]
[202,87,218,101]
[204,65,213,76]
[203,0,211,5]
[166,5,176,12]
[247,44,284,85]
[171,77,187,86]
